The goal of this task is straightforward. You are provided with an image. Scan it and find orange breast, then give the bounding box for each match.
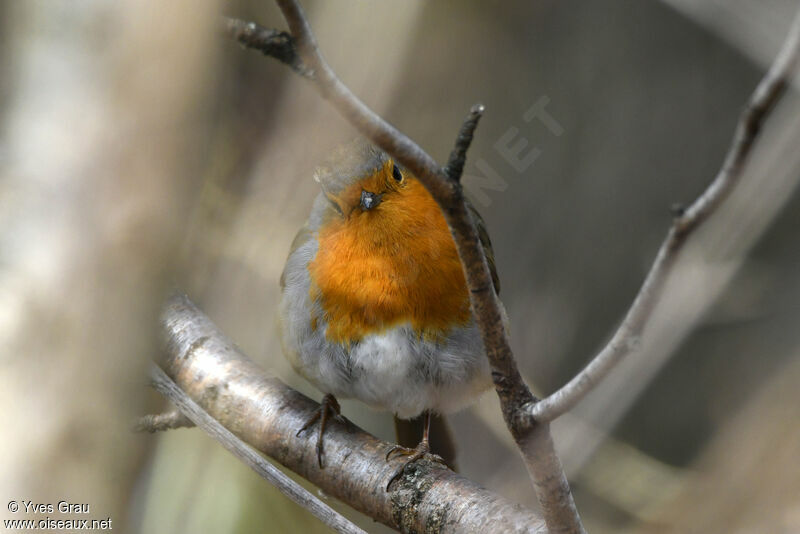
[308,179,470,344]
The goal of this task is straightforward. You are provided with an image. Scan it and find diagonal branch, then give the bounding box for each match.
[528,7,800,423]
[147,363,367,534]
[159,294,547,533]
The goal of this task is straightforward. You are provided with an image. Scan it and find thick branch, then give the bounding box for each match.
[528,8,800,423]
[148,364,365,534]
[159,294,546,533]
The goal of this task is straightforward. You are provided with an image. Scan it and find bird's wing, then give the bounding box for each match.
[466,198,500,295]
[279,223,313,291]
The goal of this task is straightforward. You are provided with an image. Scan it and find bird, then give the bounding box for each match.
[278,139,502,488]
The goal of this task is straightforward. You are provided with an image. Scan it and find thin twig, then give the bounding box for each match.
[134,410,194,433]
[148,363,367,534]
[224,17,309,76]
[445,103,485,182]
[159,294,547,533]
[528,7,800,423]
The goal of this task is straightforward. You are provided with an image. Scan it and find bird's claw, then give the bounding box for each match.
[296,394,341,468]
[385,440,446,490]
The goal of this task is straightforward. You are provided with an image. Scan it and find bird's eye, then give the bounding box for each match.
[391,163,403,182]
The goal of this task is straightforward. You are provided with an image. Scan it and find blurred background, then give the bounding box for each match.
[2,1,800,533]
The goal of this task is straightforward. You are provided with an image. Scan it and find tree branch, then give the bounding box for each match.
[528,7,800,423]
[224,17,309,77]
[445,103,485,182]
[147,363,366,534]
[134,410,194,433]
[159,294,547,533]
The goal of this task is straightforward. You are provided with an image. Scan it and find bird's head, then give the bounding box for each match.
[313,140,435,231]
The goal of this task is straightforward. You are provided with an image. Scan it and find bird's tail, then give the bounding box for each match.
[393,413,458,471]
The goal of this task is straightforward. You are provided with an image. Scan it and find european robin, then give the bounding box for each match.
[279,139,502,486]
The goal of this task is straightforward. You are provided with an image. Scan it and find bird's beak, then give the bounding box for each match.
[360,190,382,211]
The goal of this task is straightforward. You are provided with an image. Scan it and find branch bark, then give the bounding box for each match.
[134,410,194,433]
[148,363,367,534]
[159,294,547,533]
[445,103,485,181]
[224,18,309,76]
[527,6,800,423]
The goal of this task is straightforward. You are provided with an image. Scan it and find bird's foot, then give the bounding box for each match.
[385,439,446,490]
[296,393,342,468]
